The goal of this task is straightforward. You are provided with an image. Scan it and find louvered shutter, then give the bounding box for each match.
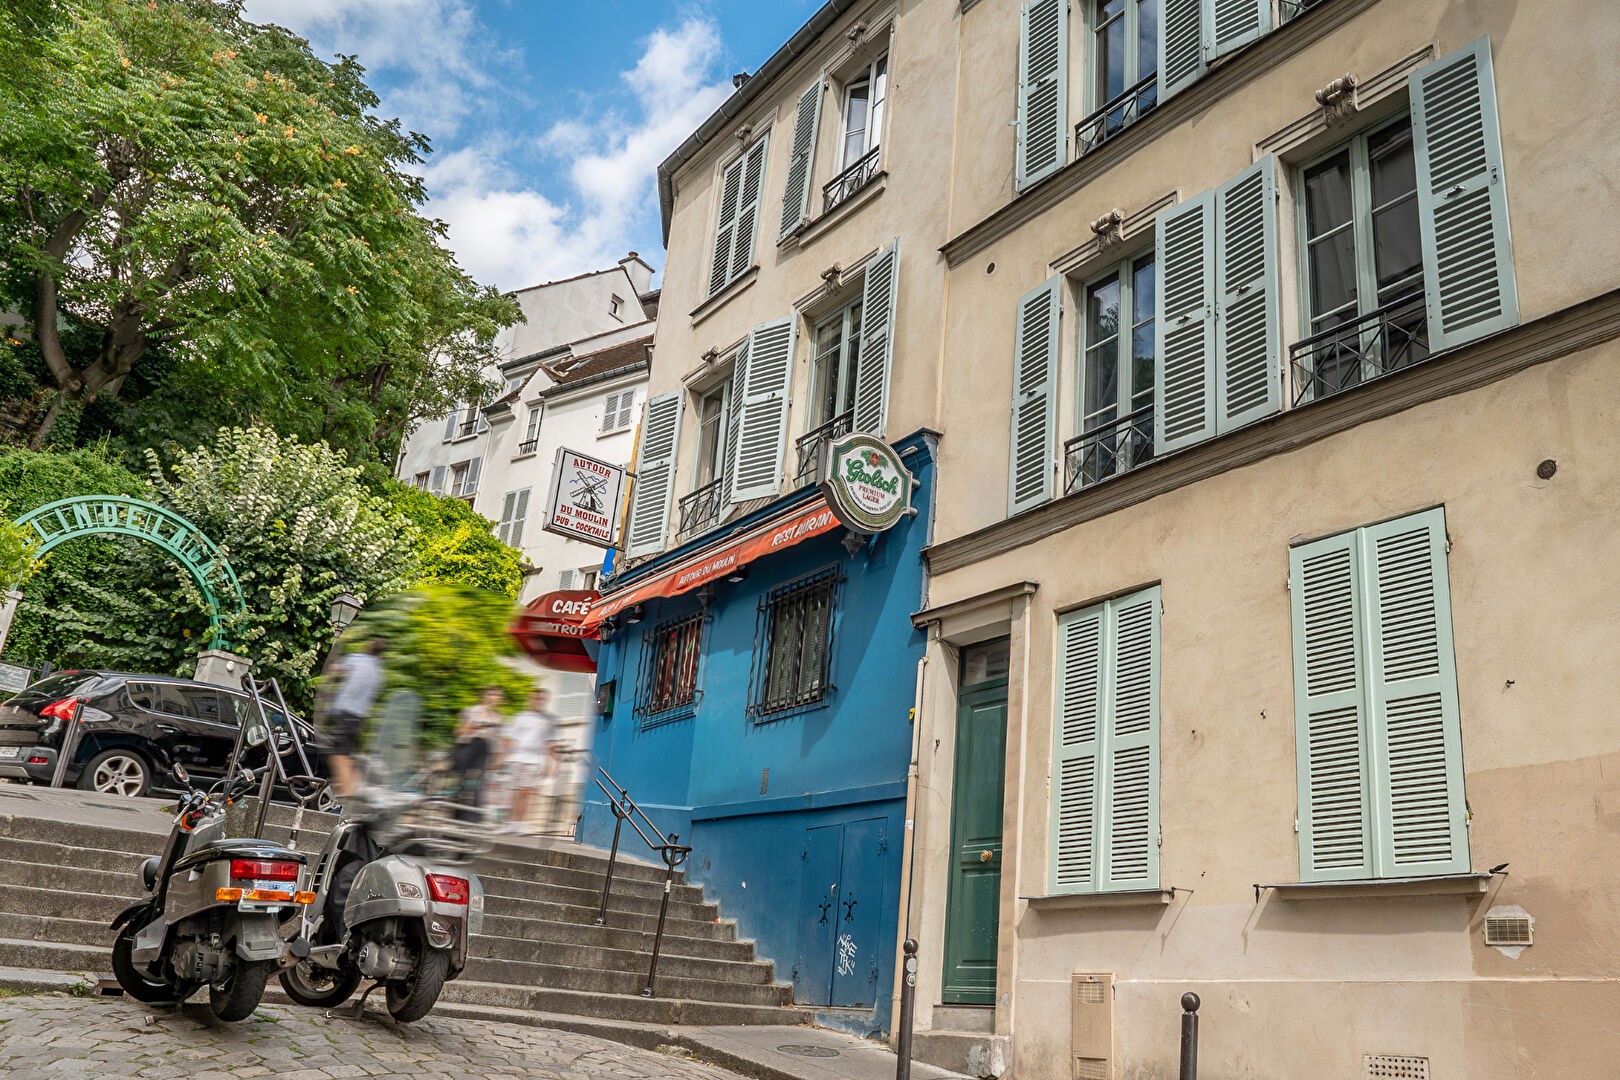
[1410,38,1517,352]
[443,409,459,441]
[1362,509,1468,876]
[559,568,576,590]
[1290,530,1374,881]
[1007,276,1061,515]
[730,139,768,283]
[1154,189,1216,454]
[428,465,446,495]
[727,317,797,504]
[1159,0,1206,101]
[709,155,746,296]
[1100,589,1160,891]
[1015,0,1068,191]
[853,240,900,436]
[498,491,518,544]
[626,391,683,557]
[1051,607,1104,893]
[720,341,749,503]
[1210,0,1270,59]
[600,392,618,434]
[463,456,482,495]
[510,488,530,547]
[779,79,825,241]
[1214,155,1281,432]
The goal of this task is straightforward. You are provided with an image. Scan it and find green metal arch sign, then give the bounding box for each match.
[15,496,246,651]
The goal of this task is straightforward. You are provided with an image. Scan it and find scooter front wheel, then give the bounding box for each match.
[209,957,271,1022]
[111,923,173,1004]
[384,947,449,1023]
[279,959,361,1008]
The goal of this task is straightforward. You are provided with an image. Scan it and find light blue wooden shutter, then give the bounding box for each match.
[1158,0,1205,101]
[1290,530,1374,881]
[1210,0,1271,59]
[709,155,746,296]
[463,455,482,495]
[853,240,900,436]
[730,138,769,283]
[626,391,683,557]
[428,465,446,495]
[1362,509,1469,876]
[1214,155,1281,432]
[1051,606,1104,893]
[442,409,459,441]
[779,79,825,241]
[1016,0,1068,191]
[1154,189,1216,454]
[1008,276,1061,515]
[727,316,797,503]
[1101,588,1161,891]
[720,340,748,503]
[1410,38,1517,352]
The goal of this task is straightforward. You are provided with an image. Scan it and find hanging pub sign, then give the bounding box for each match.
[543,447,626,548]
[817,432,916,535]
[510,589,600,673]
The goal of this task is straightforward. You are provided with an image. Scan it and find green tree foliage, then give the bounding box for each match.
[0,0,519,457]
[376,477,523,598]
[0,512,43,593]
[339,584,532,746]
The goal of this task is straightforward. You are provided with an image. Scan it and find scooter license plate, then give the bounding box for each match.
[0,747,21,760]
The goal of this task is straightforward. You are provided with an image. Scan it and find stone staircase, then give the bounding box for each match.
[0,789,803,1028]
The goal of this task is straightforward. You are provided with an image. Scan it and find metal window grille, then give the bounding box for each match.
[749,566,841,719]
[635,612,706,725]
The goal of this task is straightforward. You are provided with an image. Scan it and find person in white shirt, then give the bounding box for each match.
[323,638,386,797]
[502,687,556,834]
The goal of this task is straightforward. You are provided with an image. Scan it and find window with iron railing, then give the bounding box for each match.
[677,479,726,542]
[1076,74,1158,155]
[1078,0,1158,155]
[517,439,539,456]
[824,146,882,214]
[824,52,886,215]
[795,410,854,487]
[1290,292,1428,406]
[635,611,705,726]
[750,567,840,719]
[1070,252,1156,493]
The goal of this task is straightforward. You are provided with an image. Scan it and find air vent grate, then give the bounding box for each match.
[1365,1054,1429,1079]
[1074,980,1106,1006]
[1073,1057,1108,1080]
[1484,914,1533,947]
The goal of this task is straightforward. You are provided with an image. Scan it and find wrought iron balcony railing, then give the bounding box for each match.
[794,410,854,487]
[1290,292,1429,407]
[1075,74,1159,156]
[517,438,539,456]
[457,419,478,438]
[822,147,881,214]
[677,478,726,542]
[1064,405,1155,495]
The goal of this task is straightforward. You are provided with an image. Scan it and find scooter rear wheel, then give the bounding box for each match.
[384,947,449,1023]
[279,959,362,1008]
[209,957,270,1022]
[111,923,173,1004]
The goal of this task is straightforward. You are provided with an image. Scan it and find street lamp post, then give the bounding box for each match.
[329,591,362,643]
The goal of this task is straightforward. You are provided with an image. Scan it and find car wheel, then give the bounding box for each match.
[79,749,150,797]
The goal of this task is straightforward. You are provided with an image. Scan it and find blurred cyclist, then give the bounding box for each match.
[325,637,387,798]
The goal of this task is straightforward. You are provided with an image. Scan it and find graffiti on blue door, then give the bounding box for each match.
[795,817,887,1007]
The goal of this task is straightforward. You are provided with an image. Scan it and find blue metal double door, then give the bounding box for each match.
[794,817,887,1008]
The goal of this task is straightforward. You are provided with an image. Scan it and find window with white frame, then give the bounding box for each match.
[450,457,481,498]
[413,471,430,490]
[1079,0,1158,154]
[496,488,530,547]
[519,404,542,454]
[600,390,636,434]
[694,383,729,490]
[609,294,625,320]
[825,54,887,212]
[1069,252,1156,493]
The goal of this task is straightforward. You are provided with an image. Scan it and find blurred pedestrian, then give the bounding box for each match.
[324,637,386,798]
[449,685,503,808]
[501,687,556,834]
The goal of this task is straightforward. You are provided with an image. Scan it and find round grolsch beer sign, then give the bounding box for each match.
[818,432,914,535]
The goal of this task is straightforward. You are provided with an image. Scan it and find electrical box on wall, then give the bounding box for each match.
[1071,972,1114,1080]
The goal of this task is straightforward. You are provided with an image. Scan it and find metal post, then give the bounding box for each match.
[49,701,86,789]
[596,794,627,925]
[642,837,683,998]
[1179,992,1200,1080]
[894,938,918,1080]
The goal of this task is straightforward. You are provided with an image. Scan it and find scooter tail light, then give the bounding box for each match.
[229,858,300,882]
[425,874,469,905]
[294,891,316,905]
[216,887,244,902]
[40,697,80,721]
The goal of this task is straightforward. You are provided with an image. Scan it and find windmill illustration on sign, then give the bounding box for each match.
[571,468,610,514]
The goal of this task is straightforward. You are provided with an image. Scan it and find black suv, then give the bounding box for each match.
[0,670,316,797]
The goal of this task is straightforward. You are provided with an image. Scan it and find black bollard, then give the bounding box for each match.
[895,939,918,1080]
[1179,992,1200,1080]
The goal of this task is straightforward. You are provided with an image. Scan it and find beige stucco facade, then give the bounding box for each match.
[897,0,1620,1077]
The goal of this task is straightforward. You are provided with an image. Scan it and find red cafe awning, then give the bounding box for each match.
[511,590,600,673]
[583,499,841,629]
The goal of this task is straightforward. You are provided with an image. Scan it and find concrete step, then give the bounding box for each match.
[911,1032,1011,1079]
[4,886,131,923]
[481,889,736,940]
[466,932,772,985]
[461,954,789,1006]
[0,937,107,974]
[0,913,110,947]
[439,979,803,1027]
[0,835,150,875]
[9,859,145,898]
[480,872,718,922]
[483,840,686,887]
[475,855,705,903]
[476,911,757,963]
[0,812,166,855]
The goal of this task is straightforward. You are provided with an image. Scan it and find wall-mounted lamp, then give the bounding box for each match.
[625,605,644,625]
[329,591,363,642]
[725,566,749,585]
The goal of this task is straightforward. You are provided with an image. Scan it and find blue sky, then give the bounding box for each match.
[240,1,819,291]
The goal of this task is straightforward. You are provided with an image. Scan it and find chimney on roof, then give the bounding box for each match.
[618,252,654,297]
[732,71,751,89]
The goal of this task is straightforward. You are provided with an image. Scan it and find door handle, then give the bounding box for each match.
[979,849,994,863]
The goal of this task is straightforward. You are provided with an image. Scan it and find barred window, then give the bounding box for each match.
[751,567,841,718]
[635,612,705,724]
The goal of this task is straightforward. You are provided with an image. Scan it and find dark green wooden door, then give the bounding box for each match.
[941,676,1008,1003]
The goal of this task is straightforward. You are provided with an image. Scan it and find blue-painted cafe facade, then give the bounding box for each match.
[581,430,936,1033]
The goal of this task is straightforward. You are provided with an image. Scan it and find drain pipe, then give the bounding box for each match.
[890,652,928,1039]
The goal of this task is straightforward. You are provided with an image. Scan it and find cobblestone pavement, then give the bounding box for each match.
[0,994,750,1080]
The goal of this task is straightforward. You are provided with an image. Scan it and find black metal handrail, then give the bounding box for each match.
[794,409,854,486]
[676,478,726,541]
[592,764,692,997]
[823,146,881,213]
[1290,291,1429,407]
[1075,73,1158,155]
[517,438,539,455]
[1064,404,1155,494]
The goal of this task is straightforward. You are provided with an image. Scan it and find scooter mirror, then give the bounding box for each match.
[244,721,269,748]
[171,762,190,785]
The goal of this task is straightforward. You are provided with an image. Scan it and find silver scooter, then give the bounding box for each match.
[110,763,312,1021]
